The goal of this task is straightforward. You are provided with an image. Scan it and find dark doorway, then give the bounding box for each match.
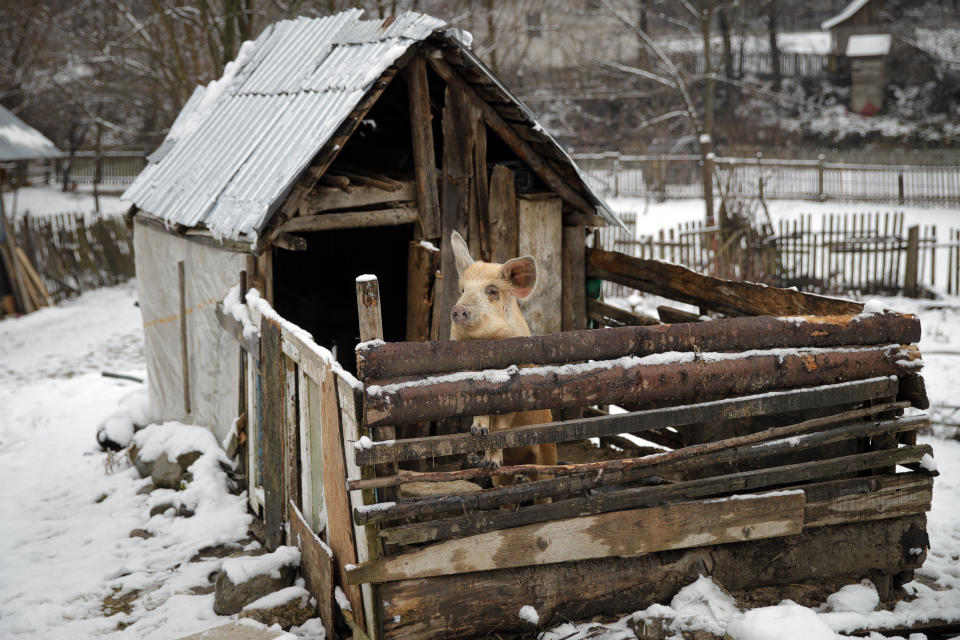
[273,224,412,375]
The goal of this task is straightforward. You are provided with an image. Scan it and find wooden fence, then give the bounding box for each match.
[575,153,960,205]
[12,212,135,302]
[598,211,960,298]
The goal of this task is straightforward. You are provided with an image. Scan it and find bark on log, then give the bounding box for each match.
[363,344,921,429]
[379,514,927,640]
[355,377,898,466]
[355,312,919,380]
[587,247,864,317]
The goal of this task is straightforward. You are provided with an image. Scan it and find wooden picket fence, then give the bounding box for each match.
[599,211,960,298]
[12,212,135,301]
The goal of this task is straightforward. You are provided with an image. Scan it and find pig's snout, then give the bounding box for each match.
[451,304,471,326]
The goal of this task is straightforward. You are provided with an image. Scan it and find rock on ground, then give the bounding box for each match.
[239,586,316,629]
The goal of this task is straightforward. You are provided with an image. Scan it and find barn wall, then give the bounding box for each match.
[134,220,246,443]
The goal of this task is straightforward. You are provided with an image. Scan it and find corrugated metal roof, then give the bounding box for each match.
[124,9,621,240]
[0,105,63,161]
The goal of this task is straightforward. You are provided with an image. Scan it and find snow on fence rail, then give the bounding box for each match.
[12,211,135,301]
[574,153,960,205]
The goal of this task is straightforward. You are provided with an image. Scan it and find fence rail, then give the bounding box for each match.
[575,153,960,205]
[598,210,960,299]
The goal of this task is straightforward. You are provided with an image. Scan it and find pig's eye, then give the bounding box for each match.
[485,285,499,300]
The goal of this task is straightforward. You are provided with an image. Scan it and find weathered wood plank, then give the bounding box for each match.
[283,358,301,524]
[487,164,518,263]
[380,515,927,640]
[517,194,562,336]
[300,182,416,214]
[349,493,804,584]
[363,344,920,429]
[355,312,919,380]
[260,316,286,550]
[281,206,418,233]
[587,247,863,317]
[288,501,335,637]
[356,422,928,528]
[405,57,441,238]
[405,241,439,342]
[216,303,260,354]
[561,225,587,331]
[355,377,898,465]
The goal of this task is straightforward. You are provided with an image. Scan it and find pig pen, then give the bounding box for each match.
[219,248,934,640]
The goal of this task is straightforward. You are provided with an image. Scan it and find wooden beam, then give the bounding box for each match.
[587,298,659,326]
[405,57,441,238]
[587,247,864,317]
[272,232,307,251]
[657,305,703,324]
[354,377,898,465]
[363,345,919,429]
[427,57,597,218]
[281,206,418,234]
[347,493,804,584]
[355,312,919,380]
[300,183,417,214]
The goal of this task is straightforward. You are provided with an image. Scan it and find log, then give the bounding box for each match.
[657,304,702,323]
[348,493,805,584]
[301,183,416,214]
[355,377,898,465]
[487,164,518,263]
[586,247,864,317]
[281,206,418,233]
[331,169,403,192]
[354,424,928,527]
[405,57,441,238]
[348,402,911,490]
[379,514,928,640]
[587,298,659,326]
[355,311,920,380]
[428,57,597,218]
[363,344,921,429]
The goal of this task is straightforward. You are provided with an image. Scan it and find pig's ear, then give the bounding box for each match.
[450,231,474,277]
[501,256,537,298]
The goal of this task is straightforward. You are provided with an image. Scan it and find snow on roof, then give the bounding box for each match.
[0,105,63,162]
[123,9,621,241]
[846,34,892,57]
[822,0,871,30]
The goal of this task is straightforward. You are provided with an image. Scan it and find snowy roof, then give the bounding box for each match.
[0,105,63,162]
[123,9,619,241]
[846,34,892,57]
[822,0,871,30]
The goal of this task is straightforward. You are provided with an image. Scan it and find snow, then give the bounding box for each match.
[846,34,892,57]
[920,452,938,472]
[242,586,312,611]
[822,0,871,30]
[97,387,154,449]
[334,586,351,611]
[353,435,375,450]
[1,184,128,219]
[518,604,540,625]
[823,580,880,614]
[418,240,438,251]
[727,601,838,640]
[668,576,740,636]
[859,299,886,317]
[223,546,300,584]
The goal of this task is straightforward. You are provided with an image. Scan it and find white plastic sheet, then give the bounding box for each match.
[134,220,247,443]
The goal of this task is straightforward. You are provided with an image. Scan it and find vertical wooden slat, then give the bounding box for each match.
[178,260,191,416]
[561,225,586,331]
[298,371,325,533]
[405,56,441,239]
[260,316,286,550]
[406,240,439,342]
[246,349,262,514]
[488,165,519,263]
[518,195,563,336]
[283,357,302,523]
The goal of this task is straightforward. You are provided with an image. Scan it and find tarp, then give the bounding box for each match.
[134,220,246,443]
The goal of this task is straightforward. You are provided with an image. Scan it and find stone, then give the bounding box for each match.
[213,547,300,615]
[239,586,316,629]
[149,502,177,517]
[129,529,152,539]
[177,450,203,471]
[151,453,183,489]
[176,622,290,640]
[136,483,156,495]
[128,445,152,479]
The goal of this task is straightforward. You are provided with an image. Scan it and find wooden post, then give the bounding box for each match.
[406,241,439,342]
[488,165,519,263]
[178,260,191,415]
[898,172,905,205]
[405,57,441,239]
[561,226,586,331]
[702,137,715,225]
[817,153,825,201]
[518,194,562,336]
[904,225,920,298]
[356,275,384,344]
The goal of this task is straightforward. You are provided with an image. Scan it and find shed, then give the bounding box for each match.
[847,33,891,114]
[125,10,934,640]
[822,0,890,57]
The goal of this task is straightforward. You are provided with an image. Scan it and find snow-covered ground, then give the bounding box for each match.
[1,259,959,638]
[1,184,128,219]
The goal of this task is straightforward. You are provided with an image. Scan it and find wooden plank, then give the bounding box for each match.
[517,194,562,335]
[363,344,920,430]
[283,358,302,525]
[300,373,326,532]
[355,377,898,465]
[487,164,518,263]
[288,501,335,637]
[356,419,927,527]
[215,303,261,355]
[347,492,805,584]
[561,226,586,331]
[355,312,919,380]
[405,241,439,342]
[260,316,286,550]
[802,473,933,528]
[379,515,927,640]
[405,57,441,238]
[586,247,863,317]
[281,206,418,233]
[300,182,417,214]
[178,261,191,415]
[587,298,659,326]
[318,365,365,623]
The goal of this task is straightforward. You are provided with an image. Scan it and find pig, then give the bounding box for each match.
[448,231,557,489]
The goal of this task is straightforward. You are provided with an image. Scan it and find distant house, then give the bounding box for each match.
[0,105,62,164]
